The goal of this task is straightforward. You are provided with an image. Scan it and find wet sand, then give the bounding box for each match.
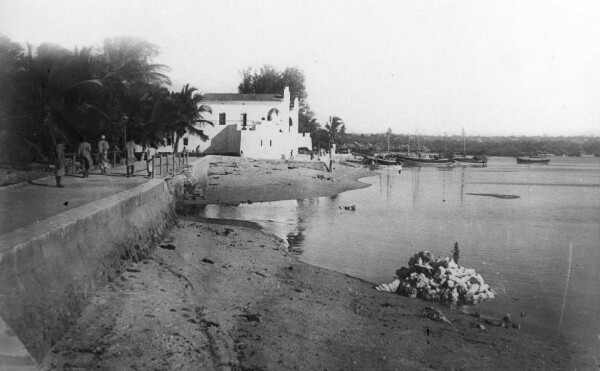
[43,158,585,370]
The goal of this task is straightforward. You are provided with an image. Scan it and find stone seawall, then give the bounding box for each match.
[0,157,211,365]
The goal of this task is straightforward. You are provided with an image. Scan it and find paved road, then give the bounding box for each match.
[0,161,152,236]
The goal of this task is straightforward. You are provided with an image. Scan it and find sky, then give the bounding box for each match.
[1,0,598,137]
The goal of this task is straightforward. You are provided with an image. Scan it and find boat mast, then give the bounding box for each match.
[387,128,390,153]
[462,128,466,157]
[444,132,447,154]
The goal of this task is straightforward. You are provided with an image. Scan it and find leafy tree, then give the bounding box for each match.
[238,64,307,110]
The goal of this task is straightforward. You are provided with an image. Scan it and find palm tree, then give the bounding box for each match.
[324,116,345,154]
[6,42,107,163]
[166,84,213,153]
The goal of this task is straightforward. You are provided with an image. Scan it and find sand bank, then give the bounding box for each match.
[199,156,377,204]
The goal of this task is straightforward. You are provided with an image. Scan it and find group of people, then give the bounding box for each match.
[54,135,137,188]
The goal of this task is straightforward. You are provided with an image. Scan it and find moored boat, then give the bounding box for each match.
[454,155,487,167]
[365,155,399,166]
[516,156,550,164]
[395,153,454,167]
[454,129,487,167]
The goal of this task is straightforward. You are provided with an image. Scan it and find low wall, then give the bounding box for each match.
[284,160,328,172]
[0,157,211,364]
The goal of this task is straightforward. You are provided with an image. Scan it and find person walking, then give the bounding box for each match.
[55,141,66,187]
[77,138,93,178]
[125,140,136,177]
[98,135,110,174]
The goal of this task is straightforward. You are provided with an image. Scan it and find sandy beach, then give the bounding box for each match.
[43,158,584,370]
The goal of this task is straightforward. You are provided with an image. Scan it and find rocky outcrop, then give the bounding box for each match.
[376,251,495,305]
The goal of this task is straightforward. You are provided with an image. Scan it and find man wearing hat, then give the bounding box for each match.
[55,141,66,187]
[98,135,109,174]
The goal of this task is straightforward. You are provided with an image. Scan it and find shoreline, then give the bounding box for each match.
[42,158,589,370]
[44,219,581,370]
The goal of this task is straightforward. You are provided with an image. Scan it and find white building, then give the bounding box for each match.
[157,87,312,160]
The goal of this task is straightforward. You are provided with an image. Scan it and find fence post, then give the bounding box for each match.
[172,153,175,171]
[113,151,116,166]
[166,155,169,173]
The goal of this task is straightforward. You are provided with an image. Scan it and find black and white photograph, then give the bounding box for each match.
[0,0,598,369]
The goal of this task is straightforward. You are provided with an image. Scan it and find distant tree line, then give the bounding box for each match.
[342,132,600,157]
[0,35,212,167]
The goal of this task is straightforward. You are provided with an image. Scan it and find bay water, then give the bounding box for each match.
[192,156,600,365]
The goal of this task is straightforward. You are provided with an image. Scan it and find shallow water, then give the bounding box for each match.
[190,156,600,365]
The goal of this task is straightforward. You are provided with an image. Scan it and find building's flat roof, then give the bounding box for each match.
[202,93,284,102]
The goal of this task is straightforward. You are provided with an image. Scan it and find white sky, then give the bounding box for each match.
[1,0,598,136]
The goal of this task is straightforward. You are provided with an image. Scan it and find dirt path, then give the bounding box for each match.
[43,219,581,370]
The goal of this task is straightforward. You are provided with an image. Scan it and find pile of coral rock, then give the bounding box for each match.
[376,251,495,305]
[183,173,204,200]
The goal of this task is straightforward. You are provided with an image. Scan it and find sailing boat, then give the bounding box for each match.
[395,131,454,166]
[370,129,401,166]
[453,128,487,167]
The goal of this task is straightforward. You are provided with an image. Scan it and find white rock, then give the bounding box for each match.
[434,266,446,279]
[469,283,480,294]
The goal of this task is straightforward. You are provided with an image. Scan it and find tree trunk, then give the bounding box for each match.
[173,133,179,153]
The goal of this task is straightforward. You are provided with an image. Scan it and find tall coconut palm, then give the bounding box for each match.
[99,37,172,147]
[324,116,345,153]
[166,84,213,153]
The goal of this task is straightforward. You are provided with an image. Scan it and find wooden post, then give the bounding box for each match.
[151,157,155,178]
[113,151,116,166]
[172,153,175,171]
[166,155,169,173]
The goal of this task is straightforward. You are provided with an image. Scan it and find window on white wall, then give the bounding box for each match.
[183,138,188,146]
[219,113,226,125]
[270,140,272,147]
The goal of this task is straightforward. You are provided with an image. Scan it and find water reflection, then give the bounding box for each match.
[183,157,600,362]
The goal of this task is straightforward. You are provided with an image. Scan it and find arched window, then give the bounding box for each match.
[267,108,280,121]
